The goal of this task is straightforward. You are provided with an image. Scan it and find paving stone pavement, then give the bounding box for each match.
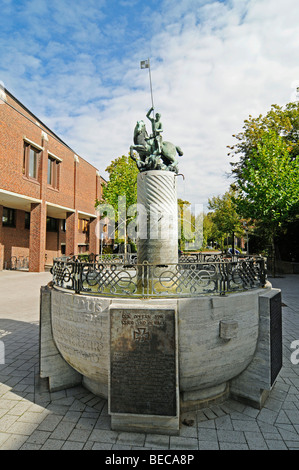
[0,270,298,451]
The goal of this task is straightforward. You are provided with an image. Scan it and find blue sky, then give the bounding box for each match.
[1,0,299,208]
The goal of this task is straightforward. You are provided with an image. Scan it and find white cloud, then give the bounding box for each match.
[127,0,299,207]
[2,0,299,210]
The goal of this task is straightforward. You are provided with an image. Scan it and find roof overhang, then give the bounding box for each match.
[0,190,98,220]
[46,202,75,219]
[0,189,42,212]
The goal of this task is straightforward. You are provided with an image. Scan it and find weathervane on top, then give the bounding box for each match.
[130,58,183,173]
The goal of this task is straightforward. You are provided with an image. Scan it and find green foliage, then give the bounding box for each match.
[233,130,299,230]
[228,102,299,176]
[178,198,193,249]
[95,155,138,210]
[229,103,299,271]
[95,155,139,242]
[208,189,243,241]
[203,213,222,248]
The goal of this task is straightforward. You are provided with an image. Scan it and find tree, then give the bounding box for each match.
[208,189,243,252]
[203,213,223,249]
[178,199,206,251]
[228,102,299,273]
[95,155,139,249]
[231,130,299,274]
[228,102,299,178]
[97,155,138,209]
[178,199,194,250]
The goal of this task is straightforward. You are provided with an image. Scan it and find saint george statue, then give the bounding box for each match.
[130,107,183,173]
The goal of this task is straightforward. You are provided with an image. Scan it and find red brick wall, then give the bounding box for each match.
[76,158,98,214]
[1,209,30,268]
[45,230,59,265]
[0,91,103,271]
[0,105,42,200]
[0,94,101,212]
[45,136,76,209]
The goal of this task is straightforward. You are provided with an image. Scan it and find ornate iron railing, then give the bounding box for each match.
[7,256,29,271]
[50,254,267,298]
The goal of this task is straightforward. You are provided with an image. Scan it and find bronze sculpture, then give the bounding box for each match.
[130,107,183,173]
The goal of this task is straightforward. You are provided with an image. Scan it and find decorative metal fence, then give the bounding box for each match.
[51,254,267,298]
[7,256,29,271]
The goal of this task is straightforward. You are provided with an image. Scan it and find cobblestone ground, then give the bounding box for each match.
[0,271,298,450]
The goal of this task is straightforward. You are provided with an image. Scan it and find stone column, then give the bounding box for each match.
[230,288,282,409]
[88,217,99,255]
[137,170,178,265]
[65,211,78,256]
[29,202,47,272]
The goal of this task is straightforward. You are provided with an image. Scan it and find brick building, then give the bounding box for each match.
[0,87,106,272]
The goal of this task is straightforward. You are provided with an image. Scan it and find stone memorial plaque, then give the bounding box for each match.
[109,306,177,417]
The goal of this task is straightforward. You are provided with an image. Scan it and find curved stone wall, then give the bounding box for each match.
[50,283,272,405]
[177,290,263,405]
[51,290,110,397]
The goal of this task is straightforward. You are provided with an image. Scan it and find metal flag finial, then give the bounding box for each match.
[140,59,149,69]
[140,58,154,111]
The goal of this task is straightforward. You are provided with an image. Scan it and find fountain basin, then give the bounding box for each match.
[47,282,273,411]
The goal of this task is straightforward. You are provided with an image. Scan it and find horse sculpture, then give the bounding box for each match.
[130,119,183,173]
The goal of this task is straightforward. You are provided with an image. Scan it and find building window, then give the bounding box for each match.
[2,207,16,227]
[46,217,58,232]
[47,157,60,189]
[78,218,89,233]
[78,244,89,254]
[23,143,40,180]
[25,212,30,229]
